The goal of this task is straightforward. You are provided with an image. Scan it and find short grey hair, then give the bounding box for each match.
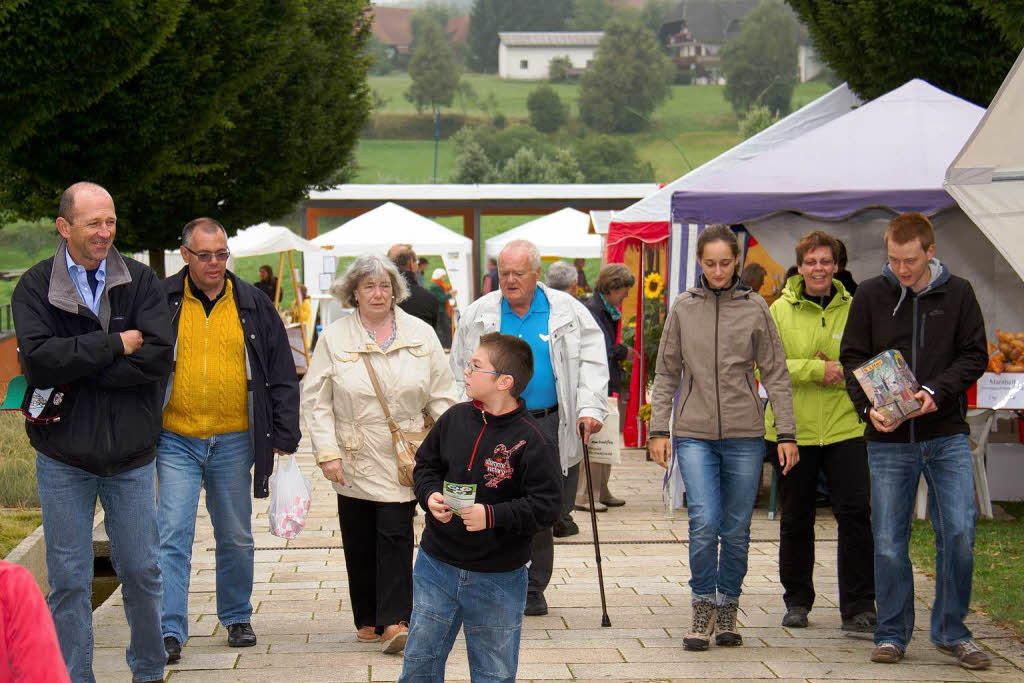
[182,217,228,248]
[499,239,541,271]
[545,261,577,292]
[330,253,410,308]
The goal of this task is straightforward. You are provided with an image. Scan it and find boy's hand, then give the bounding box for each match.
[460,504,487,532]
[427,492,452,523]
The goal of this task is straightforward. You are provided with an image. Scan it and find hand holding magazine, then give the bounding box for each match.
[853,350,922,426]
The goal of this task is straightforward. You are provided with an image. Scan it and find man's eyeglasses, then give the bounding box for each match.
[183,246,230,263]
[465,361,502,376]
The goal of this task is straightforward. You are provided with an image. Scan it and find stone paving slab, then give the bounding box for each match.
[91,446,1024,682]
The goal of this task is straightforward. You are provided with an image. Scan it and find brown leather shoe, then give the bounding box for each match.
[380,622,408,654]
[937,640,991,670]
[356,626,380,642]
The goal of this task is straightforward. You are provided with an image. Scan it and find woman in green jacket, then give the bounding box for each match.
[764,230,876,633]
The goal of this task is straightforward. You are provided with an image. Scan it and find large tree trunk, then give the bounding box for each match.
[148,248,165,278]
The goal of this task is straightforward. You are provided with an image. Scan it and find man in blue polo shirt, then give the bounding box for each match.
[451,239,609,616]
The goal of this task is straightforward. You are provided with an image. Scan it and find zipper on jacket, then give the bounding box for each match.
[714,295,722,439]
[467,415,488,472]
[910,296,918,443]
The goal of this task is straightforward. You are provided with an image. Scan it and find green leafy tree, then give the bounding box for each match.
[738,105,780,138]
[467,0,573,72]
[572,134,654,182]
[721,0,798,115]
[547,148,585,183]
[0,0,371,260]
[787,0,1021,106]
[406,19,461,113]
[368,35,394,75]
[495,147,582,183]
[548,55,573,82]
[578,16,673,133]
[527,85,568,133]
[640,0,675,35]
[567,0,612,30]
[451,140,495,183]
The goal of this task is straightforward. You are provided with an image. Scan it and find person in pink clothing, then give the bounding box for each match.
[1,560,70,682]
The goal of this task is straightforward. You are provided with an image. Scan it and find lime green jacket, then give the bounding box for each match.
[764,276,863,445]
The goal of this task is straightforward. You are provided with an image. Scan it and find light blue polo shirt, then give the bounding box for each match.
[500,288,557,410]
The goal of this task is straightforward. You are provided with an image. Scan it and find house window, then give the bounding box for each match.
[520,59,528,69]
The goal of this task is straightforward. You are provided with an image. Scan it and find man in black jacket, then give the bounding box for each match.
[839,213,989,671]
[12,182,172,683]
[157,218,300,664]
[388,244,439,332]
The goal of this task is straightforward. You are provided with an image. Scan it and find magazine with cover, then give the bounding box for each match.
[853,349,921,424]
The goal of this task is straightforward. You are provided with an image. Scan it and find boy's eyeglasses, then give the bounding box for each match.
[465,361,502,376]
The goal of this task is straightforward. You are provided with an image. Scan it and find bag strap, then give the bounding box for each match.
[362,354,401,434]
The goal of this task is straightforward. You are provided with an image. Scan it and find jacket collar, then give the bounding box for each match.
[477,282,576,330]
[689,274,751,299]
[882,258,950,315]
[48,239,132,318]
[470,398,529,425]
[336,306,428,354]
[781,275,850,310]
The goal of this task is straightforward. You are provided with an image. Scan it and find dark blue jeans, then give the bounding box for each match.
[399,550,527,683]
[868,434,976,650]
[36,454,164,683]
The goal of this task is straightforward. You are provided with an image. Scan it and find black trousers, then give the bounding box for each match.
[337,494,416,633]
[527,410,563,594]
[770,438,876,619]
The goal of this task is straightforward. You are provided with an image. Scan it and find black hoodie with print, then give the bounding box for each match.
[839,260,988,443]
[414,400,562,572]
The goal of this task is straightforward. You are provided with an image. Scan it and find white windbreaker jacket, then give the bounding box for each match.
[449,283,609,473]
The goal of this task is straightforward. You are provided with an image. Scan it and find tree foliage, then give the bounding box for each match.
[572,134,654,183]
[787,0,1023,106]
[527,85,568,133]
[494,147,583,184]
[0,0,372,253]
[467,0,574,72]
[738,105,780,138]
[721,0,798,115]
[406,18,461,113]
[578,16,673,133]
[548,55,574,82]
[567,0,612,30]
[451,140,494,183]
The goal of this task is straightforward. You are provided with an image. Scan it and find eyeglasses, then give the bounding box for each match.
[183,246,230,263]
[465,361,502,376]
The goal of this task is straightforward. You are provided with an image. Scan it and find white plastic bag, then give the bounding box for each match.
[268,455,312,539]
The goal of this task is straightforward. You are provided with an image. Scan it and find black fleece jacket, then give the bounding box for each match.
[414,400,562,572]
[839,262,988,443]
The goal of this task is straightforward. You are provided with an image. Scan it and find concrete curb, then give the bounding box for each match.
[4,510,109,595]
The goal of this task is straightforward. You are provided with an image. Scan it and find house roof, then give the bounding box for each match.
[371,6,413,51]
[498,32,604,48]
[446,15,469,44]
[664,0,811,45]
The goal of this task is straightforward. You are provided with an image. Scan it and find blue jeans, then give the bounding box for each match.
[674,437,764,601]
[399,550,527,683]
[36,453,164,683]
[868,434,976,651]
[157,429,254,643]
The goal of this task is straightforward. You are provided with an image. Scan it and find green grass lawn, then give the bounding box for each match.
[909,501,1024,639]
[0,409,43,558]
[0,509,42,558]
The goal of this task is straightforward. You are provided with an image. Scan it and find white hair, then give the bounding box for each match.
[545,261,577,292]
[331,252,410,307]
[499,239,541,271]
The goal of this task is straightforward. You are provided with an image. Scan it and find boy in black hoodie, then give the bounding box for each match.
[399,333,562,683]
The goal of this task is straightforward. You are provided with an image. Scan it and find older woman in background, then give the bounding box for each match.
[576,263,636,511]
[545,260,578,294]
[301,254,457,655]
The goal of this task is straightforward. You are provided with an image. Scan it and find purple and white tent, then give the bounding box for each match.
[667,79,1024,335]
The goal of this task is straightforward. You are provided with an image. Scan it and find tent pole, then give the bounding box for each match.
[274,252,285,308]
[288,250,311,367]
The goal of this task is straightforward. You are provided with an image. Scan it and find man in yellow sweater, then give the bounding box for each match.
[157,218,300,664]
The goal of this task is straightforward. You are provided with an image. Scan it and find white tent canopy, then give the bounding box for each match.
[946,47,1024,282]
[609,83,861,230]
[485,207,602,259]
[228,223,321,258]
[307,202,473,311]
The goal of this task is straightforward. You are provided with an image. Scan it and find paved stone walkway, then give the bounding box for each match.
[93,445,1024,681]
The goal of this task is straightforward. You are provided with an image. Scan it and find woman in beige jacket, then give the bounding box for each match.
[648,225,799,652]
[301,253,457,655]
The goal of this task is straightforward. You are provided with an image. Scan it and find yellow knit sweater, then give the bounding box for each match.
[163,279,249,438]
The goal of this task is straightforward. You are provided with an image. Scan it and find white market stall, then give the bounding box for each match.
[228,223,324,369]
[484,207,603,260]
[306,202,473,314]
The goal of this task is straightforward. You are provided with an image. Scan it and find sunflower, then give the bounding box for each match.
[638,404,652,422]
[643,272,665,299]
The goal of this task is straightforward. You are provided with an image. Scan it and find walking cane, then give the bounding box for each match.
[579,424,611,627]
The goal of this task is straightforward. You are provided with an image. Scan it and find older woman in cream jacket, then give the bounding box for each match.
[301,253,457,655]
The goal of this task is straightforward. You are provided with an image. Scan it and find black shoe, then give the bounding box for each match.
[552,519,579,537]
[164,635,181,664]
[841,611,877,633]
[781,606,809,628]
[524,591,548,616]
[227,622,257,647]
